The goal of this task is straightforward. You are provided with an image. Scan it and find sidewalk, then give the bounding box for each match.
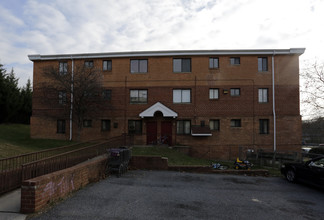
[0,189,27,220]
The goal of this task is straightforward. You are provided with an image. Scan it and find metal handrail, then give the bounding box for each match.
[0,134,132,195]
[0,142,90,172]
[21,135,131,181]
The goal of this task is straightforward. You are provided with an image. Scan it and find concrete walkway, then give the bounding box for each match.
[0,189,27,220]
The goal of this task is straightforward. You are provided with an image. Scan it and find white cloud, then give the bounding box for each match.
[0,5,24,26]
[0,0,323,89]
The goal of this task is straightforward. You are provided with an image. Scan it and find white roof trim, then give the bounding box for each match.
[28,48,306,61]
[139,102,178,118]
[191,133,213,137]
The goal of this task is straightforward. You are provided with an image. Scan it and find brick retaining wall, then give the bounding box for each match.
[129,156,168,170]
[21,155,269,213]
[21,155,107,213]
[130,156,269,176]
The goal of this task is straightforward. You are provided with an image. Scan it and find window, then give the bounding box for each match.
[83,120,92,127]
[209,89,219,99]
[258,57,268,72]
[177,120,191,134]
[230,88,240,96]
[58,91,67,105]
[84,61,94,68]
[59,62,67,75]
[128,120,142,134]
[209,120,220,131]
[103,60,112,71]
[130,90,147,104]
[130,59,147,73]
[83,91,93,97]
[230,57,240,65]
[230,119,241,127]
[209,58,219,69]
[57,120,66,134]
[101,120,111,131]
[258,88,268,103]
[102,90,112,101]
[173,58,191,72]
[259,119,269,134]
[173,89,191,103]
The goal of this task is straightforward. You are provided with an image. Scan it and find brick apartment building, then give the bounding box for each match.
[28,48,305,159]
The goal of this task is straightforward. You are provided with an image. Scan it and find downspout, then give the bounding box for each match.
[272,52,276,152]
[69,57,74,141]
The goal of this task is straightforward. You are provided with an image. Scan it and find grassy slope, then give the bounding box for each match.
[0,124,280,175]
[0,124,74,158]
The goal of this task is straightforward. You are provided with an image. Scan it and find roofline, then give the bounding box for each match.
[28,48,306,61]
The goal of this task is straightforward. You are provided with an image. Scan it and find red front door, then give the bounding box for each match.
[161,121,172,145]
[146,122,157,145]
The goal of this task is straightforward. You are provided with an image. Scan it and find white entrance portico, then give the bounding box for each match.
[139,102,177,145]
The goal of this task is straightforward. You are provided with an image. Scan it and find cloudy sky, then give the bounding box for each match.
[1,0,324,89]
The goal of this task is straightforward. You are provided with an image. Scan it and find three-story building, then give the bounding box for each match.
[29,48,305,159]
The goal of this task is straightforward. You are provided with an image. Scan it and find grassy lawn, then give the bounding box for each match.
[0,124,282,176]
[132,146,212,166]
[0,124,75,158]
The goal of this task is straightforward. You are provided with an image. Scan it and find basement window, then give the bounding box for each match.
[177,120,191,135]
[57,120,66,134]
[83,120,92,128]
[101,120,111,131]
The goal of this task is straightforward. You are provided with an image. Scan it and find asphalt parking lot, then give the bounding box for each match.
[30,170,324,220]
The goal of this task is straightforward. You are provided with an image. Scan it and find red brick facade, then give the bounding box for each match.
[29,49,305,159]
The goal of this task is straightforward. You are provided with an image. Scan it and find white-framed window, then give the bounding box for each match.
[101,120,111,131]
[173,89,191,103]
[84,61,94,68]
[259,119,269,134]
[209,119,220,131]
[103,60,112,71]
[57,120,66,134]
[102,89,112,101]
[59,62,67,75]
[177,120,191,134]
[258,88,268,103]
[130,59,148,73]
[128,120,142,134]
[130,89,147,104]
[209,58,219,69]
[230,119,241,127]
[209,88,219,99]
[230,88,240,96]
[173,58,191,72]
[230,57,240,65]
[58,91,67,105]
[83,120,92,128]
[258,57,268,72]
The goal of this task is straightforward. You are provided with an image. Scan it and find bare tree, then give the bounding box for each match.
[40,63,105,140]
[300,61,324,118]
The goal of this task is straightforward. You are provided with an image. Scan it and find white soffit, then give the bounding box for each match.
[28,48,306,61]
[139,102,178,118]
